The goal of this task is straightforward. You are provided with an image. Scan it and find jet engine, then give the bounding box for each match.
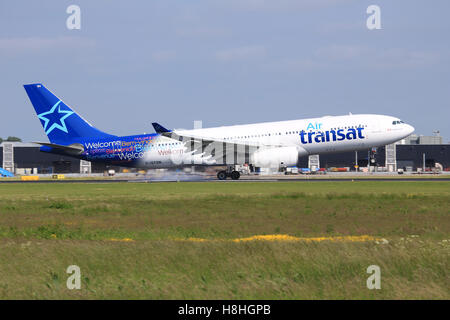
[250,146,308,168]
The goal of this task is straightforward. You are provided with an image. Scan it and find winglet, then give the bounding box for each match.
[152,122,171,133]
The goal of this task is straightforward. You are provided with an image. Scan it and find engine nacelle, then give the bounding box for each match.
[250,146,307,168]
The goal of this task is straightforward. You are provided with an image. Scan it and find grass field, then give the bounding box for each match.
[0,181,448,299]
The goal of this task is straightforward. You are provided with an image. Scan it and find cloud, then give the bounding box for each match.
[264,58,325,72]
[316,45,440,69]
[316,21,363,35]
[214,0,356,12]
[215,45,266,62]
[315,44,369,60]
[0,36,96,56]
[374,48,441,68]
[212,43,440,71]
[176,27,231,38]
[263,45,441,73]
[151,50,177,62]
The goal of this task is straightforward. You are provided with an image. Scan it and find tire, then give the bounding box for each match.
[217,171,227,180]
[230,171,240,180]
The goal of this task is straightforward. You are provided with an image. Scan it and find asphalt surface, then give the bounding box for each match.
[1,177,449,183]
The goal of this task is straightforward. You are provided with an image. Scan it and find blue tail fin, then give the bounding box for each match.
[24,83,116,144]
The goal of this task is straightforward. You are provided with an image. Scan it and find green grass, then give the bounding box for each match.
[0,181,448,299]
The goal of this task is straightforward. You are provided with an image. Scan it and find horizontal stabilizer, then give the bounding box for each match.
[32,141,84,154]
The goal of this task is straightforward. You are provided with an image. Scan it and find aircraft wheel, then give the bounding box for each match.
[230,171,240,180]
[217,171,227,180]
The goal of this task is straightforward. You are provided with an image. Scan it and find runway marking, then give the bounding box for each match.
[175,234,383,243]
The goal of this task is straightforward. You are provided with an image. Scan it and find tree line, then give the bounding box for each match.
[0,137,22,143]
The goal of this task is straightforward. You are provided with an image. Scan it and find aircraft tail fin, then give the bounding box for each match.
[23,83,116,144]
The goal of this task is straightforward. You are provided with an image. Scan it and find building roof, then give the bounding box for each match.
[0,142,40,148]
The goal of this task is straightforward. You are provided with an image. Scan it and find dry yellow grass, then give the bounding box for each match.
[177,234,383,243]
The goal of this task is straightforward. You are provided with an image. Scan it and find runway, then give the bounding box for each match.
[1,176,449,183]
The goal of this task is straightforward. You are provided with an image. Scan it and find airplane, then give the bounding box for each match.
[23,83,415,180]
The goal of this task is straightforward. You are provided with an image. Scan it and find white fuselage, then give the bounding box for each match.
[177,114,413,153]
[140,114,414,168]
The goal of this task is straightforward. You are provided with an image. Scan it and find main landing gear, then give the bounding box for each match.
[217,166,240,180]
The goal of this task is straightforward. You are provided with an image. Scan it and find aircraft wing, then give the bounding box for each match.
[160,131,267,149]
[152,122,171,133]
[159,130,265,164]
[155,122,288,149]
[157,125,299,165]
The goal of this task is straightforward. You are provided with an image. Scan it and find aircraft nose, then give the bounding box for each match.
[406,124,415,135]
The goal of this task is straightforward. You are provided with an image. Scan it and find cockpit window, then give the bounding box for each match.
[392,120,405,125]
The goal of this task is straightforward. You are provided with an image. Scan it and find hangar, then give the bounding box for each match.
[297,144,449,171]
[0,142,112,174]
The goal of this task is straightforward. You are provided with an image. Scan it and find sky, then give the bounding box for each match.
[1,0,449,142]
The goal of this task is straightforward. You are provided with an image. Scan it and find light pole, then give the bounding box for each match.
[423,153,426,172]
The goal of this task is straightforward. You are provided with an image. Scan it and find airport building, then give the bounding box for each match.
[298,134,449,172]
[0,142,111,174]
[1,134,449,174]
[298,144,449,172]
